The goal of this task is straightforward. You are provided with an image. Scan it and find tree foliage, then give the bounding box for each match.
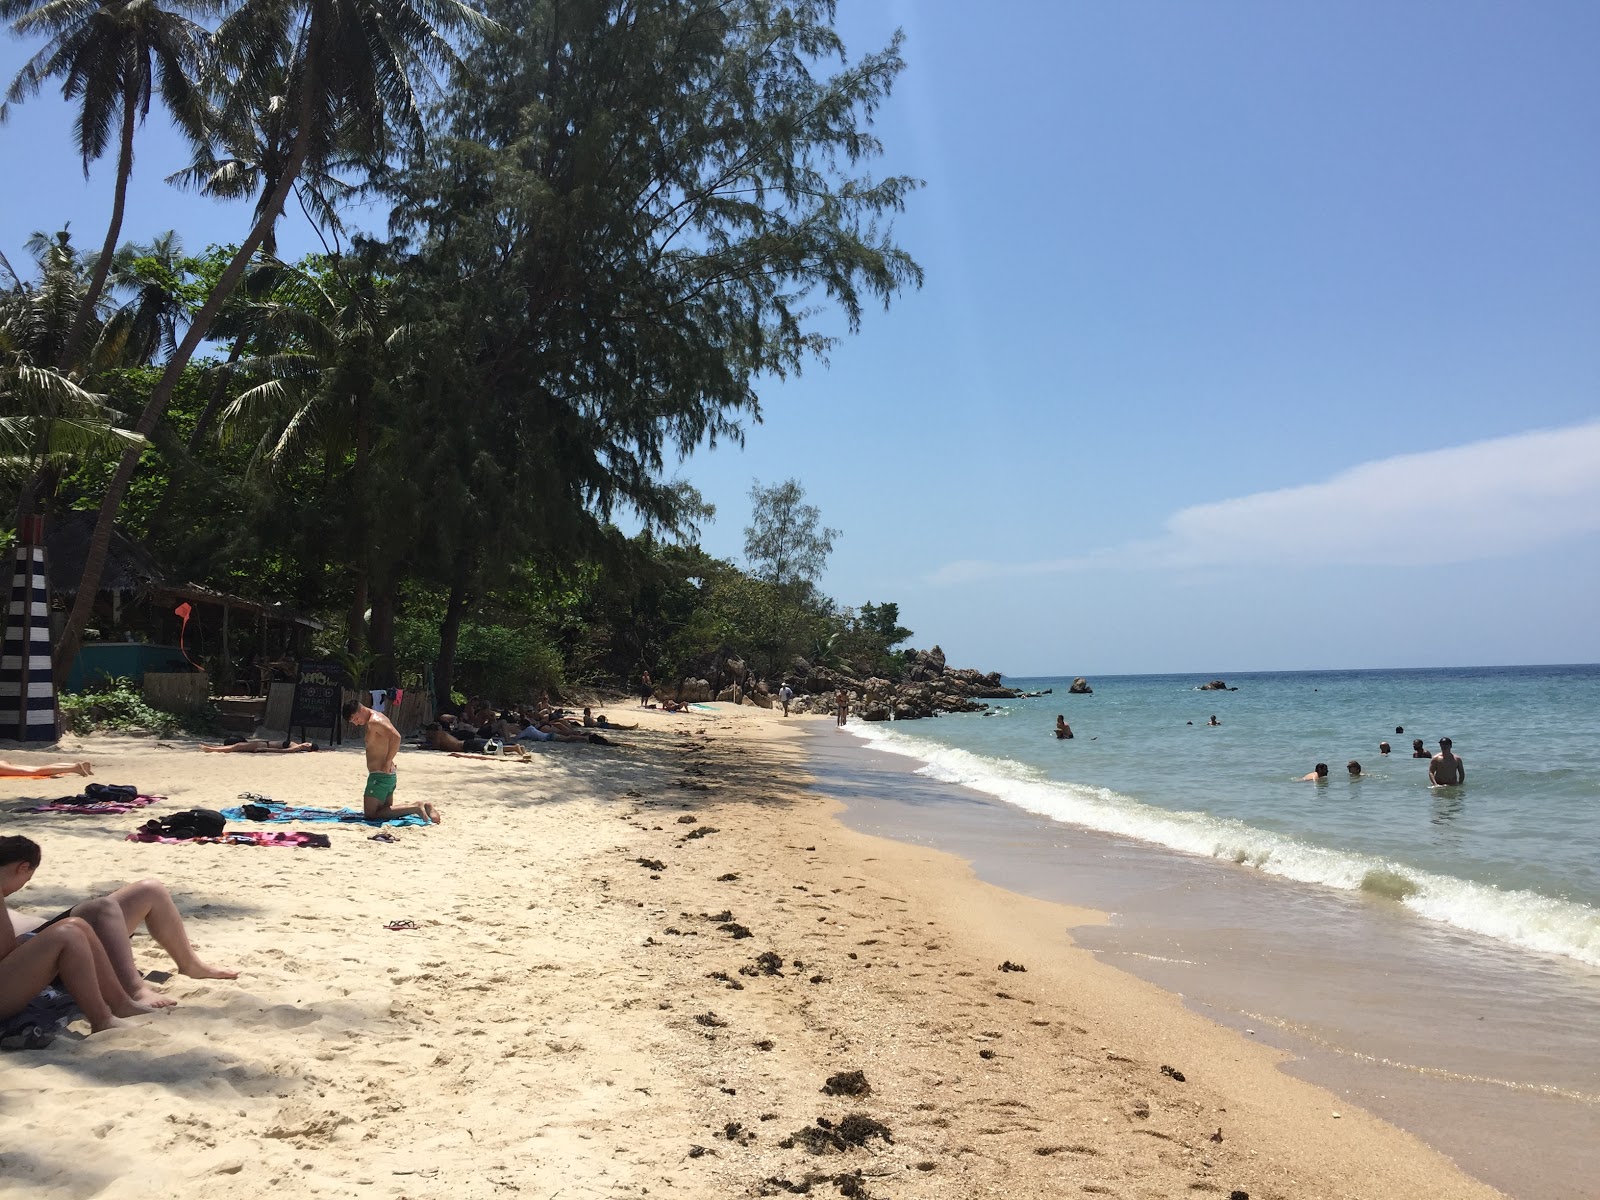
[743,477,840,595]
[2,0,923,704]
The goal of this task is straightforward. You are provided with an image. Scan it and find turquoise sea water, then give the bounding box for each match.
[847,664,1600,968]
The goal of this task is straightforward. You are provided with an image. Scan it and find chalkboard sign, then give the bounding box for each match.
[289,660,347,744]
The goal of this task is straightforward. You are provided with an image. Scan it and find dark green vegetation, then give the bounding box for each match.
[1,0,924,704]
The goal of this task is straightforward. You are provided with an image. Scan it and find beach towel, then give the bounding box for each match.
[125,829,331,848]
[19,793,160,815]
[221,802,430,828]
[0,987,75,1051]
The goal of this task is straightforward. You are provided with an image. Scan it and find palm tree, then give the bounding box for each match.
[0,246,147,525]
[217,257,396,653]
[1,0,214,373]
[54,0,490,685]
[165,62,354,258]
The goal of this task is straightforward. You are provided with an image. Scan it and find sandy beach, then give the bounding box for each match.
[1,705,1501,1199]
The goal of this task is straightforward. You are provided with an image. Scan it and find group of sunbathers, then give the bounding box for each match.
[421,699,633,751]
[0,833,237,1033]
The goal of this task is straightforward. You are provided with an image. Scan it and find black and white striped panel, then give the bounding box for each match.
[1,544,56,742]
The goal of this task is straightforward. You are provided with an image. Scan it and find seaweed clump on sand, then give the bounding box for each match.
[741,951,785,977]
[821,1071,870,1097]
[779,1113,893,1154]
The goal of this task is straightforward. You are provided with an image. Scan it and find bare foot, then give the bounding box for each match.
[181,962,239,981]
[131,987,178,1009]
[75,761,93,776]
[424,803,443,825]
[112,996,162,1018]
[88,1015,129,1034]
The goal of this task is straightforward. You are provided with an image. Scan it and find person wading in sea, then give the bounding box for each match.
[1429,737,1466,786]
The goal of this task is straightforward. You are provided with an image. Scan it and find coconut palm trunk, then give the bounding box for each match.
[58,82,138,374]
[54,79,316,687]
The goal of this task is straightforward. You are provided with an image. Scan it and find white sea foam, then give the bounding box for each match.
[847,723,1600,968]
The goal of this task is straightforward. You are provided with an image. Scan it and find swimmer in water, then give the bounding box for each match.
[1300,763,1330,782]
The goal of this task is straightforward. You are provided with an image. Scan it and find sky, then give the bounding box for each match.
[3,1,1598,676]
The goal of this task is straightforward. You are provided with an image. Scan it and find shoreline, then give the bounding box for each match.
[814,722,1599,1200]
[1,708,1501,1197]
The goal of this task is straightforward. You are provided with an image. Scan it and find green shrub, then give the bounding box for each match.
[61,676,223,738]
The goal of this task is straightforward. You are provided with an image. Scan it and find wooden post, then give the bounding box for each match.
[220,602,232,694]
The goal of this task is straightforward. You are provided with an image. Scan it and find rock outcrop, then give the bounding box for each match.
[1068,677,1093,694]
[663,645,1021,721]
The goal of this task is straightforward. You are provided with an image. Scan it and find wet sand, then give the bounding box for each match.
[0,707,1505,1198]
[816,727,1600,1200]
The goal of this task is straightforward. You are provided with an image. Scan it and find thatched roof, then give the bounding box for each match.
[43,511,166,595]
[39,513,320,627]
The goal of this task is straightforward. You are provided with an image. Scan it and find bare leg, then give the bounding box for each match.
[0,919,126,1031]
[365,797,442,825]
[93,880,237,996]
[0,760,93,778]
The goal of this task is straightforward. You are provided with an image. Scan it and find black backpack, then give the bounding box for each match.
[148,808,227,839]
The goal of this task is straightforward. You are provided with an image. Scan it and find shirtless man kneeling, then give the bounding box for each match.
[343,700,441,824]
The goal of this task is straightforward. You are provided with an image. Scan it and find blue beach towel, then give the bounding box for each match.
[222,802,430,828]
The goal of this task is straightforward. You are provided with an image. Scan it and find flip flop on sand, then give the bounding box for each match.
[384,919,418,931]
[369,832,399,843]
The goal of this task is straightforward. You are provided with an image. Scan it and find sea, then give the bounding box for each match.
[804,664,1600,1200]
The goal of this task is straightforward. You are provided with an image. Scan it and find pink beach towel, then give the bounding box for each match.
[21,794,161,816]
[124,829,331,848]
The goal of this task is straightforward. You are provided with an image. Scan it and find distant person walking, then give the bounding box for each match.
[835,688,849,728]
[778,683,794,717]
[1429,737,1465,786]
[638,670,654,707]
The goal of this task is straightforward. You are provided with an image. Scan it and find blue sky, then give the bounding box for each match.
[4,1,1598,675]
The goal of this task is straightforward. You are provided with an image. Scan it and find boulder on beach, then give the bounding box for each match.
[1069,677,1093,694]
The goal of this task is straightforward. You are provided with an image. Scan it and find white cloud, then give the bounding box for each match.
[929,419,1600,584]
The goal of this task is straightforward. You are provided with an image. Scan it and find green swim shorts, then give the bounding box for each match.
[364,771,398,804]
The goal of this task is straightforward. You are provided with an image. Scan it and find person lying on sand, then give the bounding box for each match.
[0,760,93,779]
[1300,763,1330,781]
[582,706,636,730]
[3,837,236,1009]
[345,700,441,824]
[200,739,316,754]
[0,837,161,1031]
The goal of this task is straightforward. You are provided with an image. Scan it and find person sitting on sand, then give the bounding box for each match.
[1054,715,1073,740]
[1300,763,1330,781]
[1412,738,1430,759]
[1,836,161,1032]
[344,700,440,824]
[201,739,316,754]
[1347,760,1363,776]
[3,836,235,1009]
[0,759,93,779]
[1429,737,1465,787]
